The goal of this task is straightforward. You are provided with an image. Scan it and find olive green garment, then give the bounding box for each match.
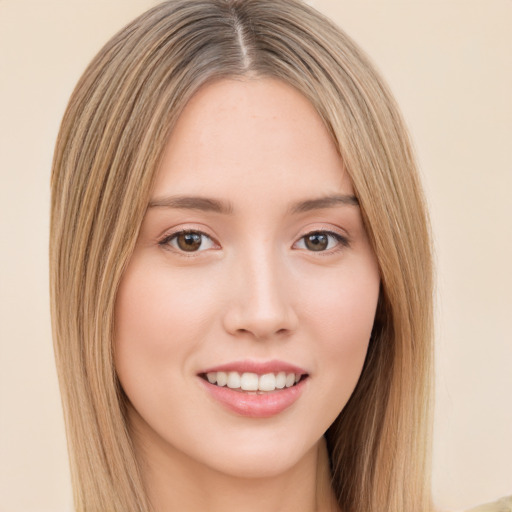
[467,496,512,512]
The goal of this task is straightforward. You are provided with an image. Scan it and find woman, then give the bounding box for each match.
[50,0,434,510]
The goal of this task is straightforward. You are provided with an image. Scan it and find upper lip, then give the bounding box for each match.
[199,359,308,375]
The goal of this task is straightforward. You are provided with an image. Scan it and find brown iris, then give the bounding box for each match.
[176,232,203,252]
[304,232,329,251]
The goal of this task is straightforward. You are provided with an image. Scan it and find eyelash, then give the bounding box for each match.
[158,228,350,257]
[294,230,350,254]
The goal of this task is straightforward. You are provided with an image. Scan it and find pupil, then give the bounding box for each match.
[306,233,328,251]
[178,232,201,251]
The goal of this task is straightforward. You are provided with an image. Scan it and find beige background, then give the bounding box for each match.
[0,1,510,511]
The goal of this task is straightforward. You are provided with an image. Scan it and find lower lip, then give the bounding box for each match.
[198,377,307,418]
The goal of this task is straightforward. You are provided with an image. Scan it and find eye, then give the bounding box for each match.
[294,231,349,252]
[159,230,217,253]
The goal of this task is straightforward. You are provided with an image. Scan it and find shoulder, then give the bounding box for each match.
[467,496,512,512]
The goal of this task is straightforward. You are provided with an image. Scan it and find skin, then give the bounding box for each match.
[114,78,380,512]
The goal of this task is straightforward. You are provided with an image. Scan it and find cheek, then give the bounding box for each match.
[113,257,217,392]
[299,257,380,394]
[301,258,379,345]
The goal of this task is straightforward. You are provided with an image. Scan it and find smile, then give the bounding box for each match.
[197,361,309,417]
[202,371,303,393]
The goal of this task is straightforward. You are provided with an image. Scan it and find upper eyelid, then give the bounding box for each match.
[158,226,217,242]
[297,226,351,243]
[293,230,350,249]
[302,228,347,238]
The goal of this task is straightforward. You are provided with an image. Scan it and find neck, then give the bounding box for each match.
[133,422,339,512]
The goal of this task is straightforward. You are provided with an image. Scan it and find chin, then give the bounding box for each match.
[201,439,318,480]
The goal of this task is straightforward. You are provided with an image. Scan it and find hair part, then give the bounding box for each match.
[50,1,434,511]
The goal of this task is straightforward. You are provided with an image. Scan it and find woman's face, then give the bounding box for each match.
[114,78,380,479]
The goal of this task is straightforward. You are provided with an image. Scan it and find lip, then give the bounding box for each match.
[198,376,308,418]
[200,359,308,375]
[197,359,309,418]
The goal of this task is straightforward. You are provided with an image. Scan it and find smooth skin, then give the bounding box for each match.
[114,78,380,512]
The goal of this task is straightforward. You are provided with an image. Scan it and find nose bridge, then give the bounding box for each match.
[223,242,297,339]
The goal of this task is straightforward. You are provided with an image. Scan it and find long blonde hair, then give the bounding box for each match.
[50,1,434,511]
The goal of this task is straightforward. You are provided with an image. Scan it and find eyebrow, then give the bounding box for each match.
[147,194,359,214]
[288,194,359,214]
[148,196,234,214]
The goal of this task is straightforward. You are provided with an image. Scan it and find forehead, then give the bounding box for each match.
[152,78,353,204]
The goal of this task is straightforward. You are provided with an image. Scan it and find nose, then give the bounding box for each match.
[222,248,298,340]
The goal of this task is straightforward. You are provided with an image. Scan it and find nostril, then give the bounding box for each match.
[222,286,299,339]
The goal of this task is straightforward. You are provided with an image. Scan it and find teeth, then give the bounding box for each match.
[285,373,295,388]
[216,371,227,387]
[204,371,302,391]
[240,372,259,391]
[227,371,241,388]
[275,371,286,389]
[259,373,276,391]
